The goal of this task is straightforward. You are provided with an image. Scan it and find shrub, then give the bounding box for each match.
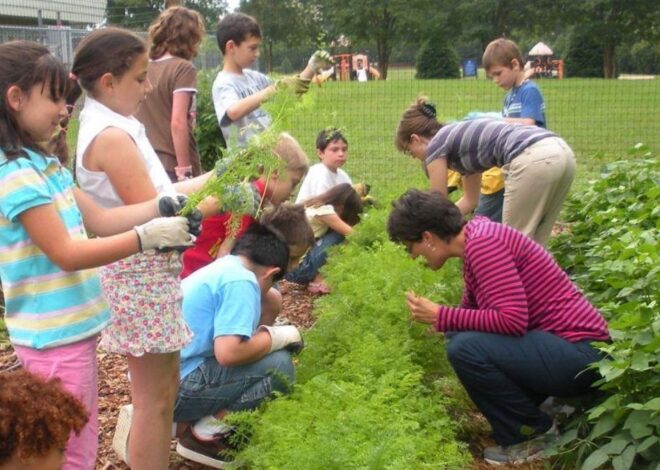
[564,27,604,78]
[194,68,227,172]
[416,28,460,79]
[549,145,660,470]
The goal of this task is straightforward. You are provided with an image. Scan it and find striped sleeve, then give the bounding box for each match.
[0,160,52,222]
[436,235,529,335]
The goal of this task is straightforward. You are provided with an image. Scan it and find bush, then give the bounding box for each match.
[194,68,227,172]
[549,146,660,470]
[416,28,460,79]
[564,28,604,78]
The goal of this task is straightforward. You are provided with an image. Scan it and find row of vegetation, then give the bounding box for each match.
[225,146,658,469]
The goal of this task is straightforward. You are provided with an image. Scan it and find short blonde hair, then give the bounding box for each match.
[148,6,205,60]
[274,132,309,173]
[482,38,524,71]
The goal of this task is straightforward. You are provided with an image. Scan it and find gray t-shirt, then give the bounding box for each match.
[425,119,555,174]
[212,69,272,148]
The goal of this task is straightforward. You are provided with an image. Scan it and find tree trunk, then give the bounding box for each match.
[377,39,390,80]
[603,43,615,79]
[266,40,273,73]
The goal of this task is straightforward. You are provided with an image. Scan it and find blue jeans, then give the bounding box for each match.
[173,350,294,423]
[285,230,345,284]
[475,189,504,223]
[446,331,603,446]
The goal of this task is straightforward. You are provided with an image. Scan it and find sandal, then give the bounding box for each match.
[307,282,331,295]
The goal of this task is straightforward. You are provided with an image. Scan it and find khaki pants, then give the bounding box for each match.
[502,137,576,246]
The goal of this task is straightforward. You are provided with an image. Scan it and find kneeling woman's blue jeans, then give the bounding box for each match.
[285,230,345,284]
[445,330,604,446]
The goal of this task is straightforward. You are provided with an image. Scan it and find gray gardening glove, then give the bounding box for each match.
[307,50,333,74]
[260,325,304,353]
[134,217,193,252]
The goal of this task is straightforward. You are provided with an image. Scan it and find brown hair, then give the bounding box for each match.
[482,38,524,71]
[394,97,443,152]
[0,370,88,465]
[148,6,205,61]
[0,41,70,161]
[216,13,262,54]
[274,132,309,173]
[260,203,315,249]
[50,27,147,163]
[304,183,363,227]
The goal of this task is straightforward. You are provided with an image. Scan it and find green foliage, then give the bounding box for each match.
[183,76,310,224]
[228,196,471,469]
[415,28,460,80]
[549,146,660,469]
[564,27,604,78]
[195,68,227,172]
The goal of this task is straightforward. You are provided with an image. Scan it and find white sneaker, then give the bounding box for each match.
[112,404,133,465]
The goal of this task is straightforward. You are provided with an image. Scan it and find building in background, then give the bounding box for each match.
[0,0,106,27]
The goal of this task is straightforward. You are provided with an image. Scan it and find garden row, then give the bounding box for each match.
[227,146,658,469]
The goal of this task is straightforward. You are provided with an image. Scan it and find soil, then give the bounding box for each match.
[0,280,541,469]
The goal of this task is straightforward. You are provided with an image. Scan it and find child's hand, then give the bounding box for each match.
[307,50,333,74]
[277,75,311,96]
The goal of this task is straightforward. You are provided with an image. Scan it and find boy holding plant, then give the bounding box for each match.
[212,13,332,148]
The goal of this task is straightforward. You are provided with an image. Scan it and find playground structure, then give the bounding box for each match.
[526,41,564,79]
[331,53,381,81]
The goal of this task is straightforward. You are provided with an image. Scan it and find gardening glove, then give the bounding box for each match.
[220,182,262,216]
[174,165,193,181]
[260,325,304,353]
[134,217,193,252]
[214,156,235,179]
[278,75,311,96]
[464,111,503,121]
[307,50,333,74]
[158,194,202,241]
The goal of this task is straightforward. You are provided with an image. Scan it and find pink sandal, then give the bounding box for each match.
[307,282,331,295]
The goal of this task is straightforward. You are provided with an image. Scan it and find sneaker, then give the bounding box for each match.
[175,426,234,469]
[483,430,558,465]
[112,404,133,465]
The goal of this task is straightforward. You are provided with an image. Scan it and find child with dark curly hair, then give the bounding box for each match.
[0,369,88,470]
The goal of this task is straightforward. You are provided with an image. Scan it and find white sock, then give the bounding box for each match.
[192,415,232,440]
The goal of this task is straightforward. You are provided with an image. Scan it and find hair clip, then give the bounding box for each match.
[420,102,437,119]
[69,72,78,81]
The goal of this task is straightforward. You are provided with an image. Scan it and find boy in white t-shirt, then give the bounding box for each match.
[295,128,353,204]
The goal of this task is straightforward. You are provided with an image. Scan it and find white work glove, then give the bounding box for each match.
[307,50,333,74]
[260,325,304,353]
[134,217,193,252]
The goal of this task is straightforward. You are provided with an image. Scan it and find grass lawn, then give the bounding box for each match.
[281,70,659,192]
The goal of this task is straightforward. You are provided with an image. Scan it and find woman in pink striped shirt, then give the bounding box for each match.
[387,189,609,465]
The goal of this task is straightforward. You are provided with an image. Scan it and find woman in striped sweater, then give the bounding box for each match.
[387,189,609,465]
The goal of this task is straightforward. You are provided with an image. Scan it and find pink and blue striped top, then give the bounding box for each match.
[0,149,109,349]
[436,217,609,343]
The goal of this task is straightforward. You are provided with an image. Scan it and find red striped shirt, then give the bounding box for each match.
[436,217,609,342]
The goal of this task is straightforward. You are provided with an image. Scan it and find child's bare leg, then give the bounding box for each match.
[260,287,282,326]
[127,352,180,469]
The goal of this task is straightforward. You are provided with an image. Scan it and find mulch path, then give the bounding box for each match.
[0,280,541,469]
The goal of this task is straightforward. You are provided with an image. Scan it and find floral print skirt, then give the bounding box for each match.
[99,250,192,356]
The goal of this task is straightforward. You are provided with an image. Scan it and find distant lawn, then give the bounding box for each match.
[66,71,658,193]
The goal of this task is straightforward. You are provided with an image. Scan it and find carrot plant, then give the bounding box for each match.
[227,194,472,469]
[549,145,659,470]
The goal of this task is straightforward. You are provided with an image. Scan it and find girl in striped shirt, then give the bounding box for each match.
[387,189,609,465]
[0,41,193,470]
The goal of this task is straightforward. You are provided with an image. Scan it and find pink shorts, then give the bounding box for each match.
[14,336,99,470]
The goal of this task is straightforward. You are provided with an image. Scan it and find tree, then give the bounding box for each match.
[318,0,436,80]
[416,27,460,79]
[239,0,311,73]
[107,0,227,30]
[566,0,660,78]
